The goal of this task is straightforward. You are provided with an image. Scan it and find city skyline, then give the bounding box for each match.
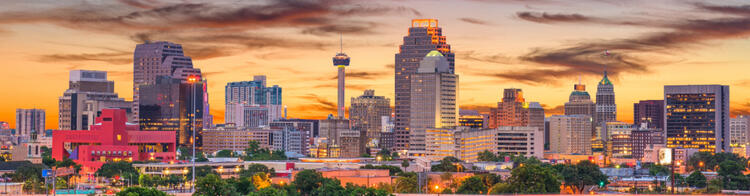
[3,0,750,129]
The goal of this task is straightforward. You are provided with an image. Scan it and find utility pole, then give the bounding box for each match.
[671,148,675,194]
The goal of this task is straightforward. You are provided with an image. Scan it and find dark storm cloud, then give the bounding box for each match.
[694,3,750,16]
[496,4,750,85]
[459,17,491,25]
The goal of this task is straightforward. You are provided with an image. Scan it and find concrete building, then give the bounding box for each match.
[133,41,203,122]
[633,100,664,129]
[201,124,277,153]
[59,70,131,130]
[549,115,592,155]
[15,109,44,138]
[408,50,458,156]
[602,121,633,158]
[565,83,596,117]
[349,90,390,148]
[495,126,544,159]
[596,71,617,127]
[730,116,749,146]
[225,76,283,125]
[425,127,496,162]
[378,116,395,151]
[458,110,485,128]
[225,104,270,128]
[664,85,730,153]
[52,109,176,174]
[527,102,545,143]
[394,19,454,153]
[317,118,362,158]
[488,89,545,143]
[138,76,204,149]
[631,125,664,160]
[269,120,314,156]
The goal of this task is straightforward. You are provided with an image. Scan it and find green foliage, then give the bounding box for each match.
[96,161,139,184]
[375,149,393,161]
[456,176,487,194]
[401,159,409,168]
[54,158,82,173]
[293,169,326,194]
[240,164,274,178]
[360,164,403,176]
[227,177,255,195]
[248,187,288,196]
[393,175,418,193]
[116,187,167,196]
[194,174,239,196]
[687,171,707,188]
[477,150,499,162]
[244,141,287,161]
[718,160,750,190]
[688,152,747,172]
[10,163,44,182]
[431,156,462,172]
[506,164,561,194]
[646,164,670,176]
[553,161,608,193]
[178,147,208,162]
[706,178,723,193]
[489,182,513,194]
[215,150,235,157]
[187,165,218,178]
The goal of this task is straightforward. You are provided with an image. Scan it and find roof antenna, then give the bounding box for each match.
[339,33,343,53]
[578,76,582,85]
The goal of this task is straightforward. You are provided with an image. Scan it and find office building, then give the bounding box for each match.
[496,126,544,159]
[633,100,664,129]
[425,127,495,162]
[52,109,176,174]
[394,19,454,152]
[138,76,204,149]
[225,76,283,124]
[269,120,315,156]
[59,70,131,130]
[133,41,202,122]
[317,118,362,158]
[408,50,458,156]
[349,90,391,147]
[15,109,45,137]
[549,115,592,155]
[379,116,395,151]
[595,71,617,127]
[730,116,749,146]
[665,85,730,153]
[631,125,664,160]
[459,110,484,128]
[201,124,275,153]
[527,102,545,140]
[605,122,633,158]
[564,82,596,118]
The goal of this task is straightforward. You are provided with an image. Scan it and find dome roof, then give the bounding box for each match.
[425,50,443,57]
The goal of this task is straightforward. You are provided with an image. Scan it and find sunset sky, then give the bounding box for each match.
[1,0,750,130]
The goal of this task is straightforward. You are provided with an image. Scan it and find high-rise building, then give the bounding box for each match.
[488,89,545,130]
[138,76,204,149]
[133,41,201,122]
[349,90,391,147]
[225,76,283,124]
[527,102,545,139]
[317,118,362,158]
[425,127,496,163]
[665,85,730,152]
[603,121,633,158]
[595,71,616,127]
[379,116,395,151]
[564,83,596,117]
[633,100,664,129]
[730,116,749,146]
[16,109,45,137]
[408,50,458,156]
[59,70,131,130]
[394,19,454,152]
[549,115,592,155]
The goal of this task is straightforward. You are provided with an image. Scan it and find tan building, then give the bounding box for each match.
[425,127,495,162]
[201,125,272,153]
[317,118,362,158]
[349,90,391,147]
[549,115,592,155]
[495,126,544,159]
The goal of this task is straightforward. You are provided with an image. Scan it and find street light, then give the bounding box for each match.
[187,75,199,193]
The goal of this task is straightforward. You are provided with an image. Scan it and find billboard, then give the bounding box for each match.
[658,148,672,165]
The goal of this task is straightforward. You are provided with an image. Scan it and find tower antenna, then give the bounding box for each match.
[339,33,343,53]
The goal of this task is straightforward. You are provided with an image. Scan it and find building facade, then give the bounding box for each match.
[408,50,458,156]
[138,76,204,149]
[225,76,283,125]
[730,115,749,146]
[634,100,664,129]
[549,115,592,155]
[631,127,664,160]
[15,109,45,138]
[349,90,391,148]
[595,71,617,127]
[664,85,730,153]
[317,118,362,158]
[59,70,131,130]
[394,19,454,153]
[495,126,544,159]
[201,124,275,153]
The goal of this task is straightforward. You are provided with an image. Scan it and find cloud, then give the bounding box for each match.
[541,104,564,115]
[516,12,592,24]
[327,71,388,80]
[695,3,750,16]
[313,83,370,91]
[297,93,337,114]
[301,22,379,36]
[37,51,132,65]
[497,5,750,85]
[458,50,515,65]
[117,0,160,9]
[459,17,491,25]
[731,101,750,117]
[459,104,494,113]
[384,64,394,69]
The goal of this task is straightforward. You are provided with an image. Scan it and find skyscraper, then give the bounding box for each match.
[665,85,730,153]
[595,71,616,127]
[59,70,131,130]
[133,41,201,122]
[16,109,45,138]
[408,50,458,156]
[633,100,664,129]
[549,115,592,155]
[333,36,350,119]
[225,76,283,125]
[349,90,391,148]
[487,89,545,136]
[394,19,454,152]
[138,76,204,148]
[564,82,596,117]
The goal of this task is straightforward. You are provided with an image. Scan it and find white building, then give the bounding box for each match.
[549,115,593,155]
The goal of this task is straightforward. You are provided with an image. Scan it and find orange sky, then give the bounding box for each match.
[1,0,750,130]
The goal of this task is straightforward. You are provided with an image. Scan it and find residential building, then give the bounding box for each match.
[52,109,176,174]
[394,19,454,152]
[225,76,283,124]
[59,70,131,130]
[664,85,730,152]
[595,71,617,127]
[408,50,458,156]
[378,116,395,151]
[349,90,390,147]
[549,115,592,155]
[15,109,44,138]
[633,100,664,129]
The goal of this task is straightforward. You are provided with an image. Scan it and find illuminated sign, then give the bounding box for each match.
[658,148,672,165]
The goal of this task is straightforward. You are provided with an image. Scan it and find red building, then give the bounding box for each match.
[52,109,176,174]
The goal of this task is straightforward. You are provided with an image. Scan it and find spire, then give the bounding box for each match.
[339,33,343,53]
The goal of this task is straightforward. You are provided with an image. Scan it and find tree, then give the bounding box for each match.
[116,187,167,196]
[96,161,139,185]
[477,150,498,162]
[489,182,513,194]
[393,175,418,193]
[227,177,255,195]
[252,172,272,190]
[293,170,325,194]
[687,171,707,188]
[240,164,273,178]
[248,187,288,196]
[360,164,402,176]
[554,161,608,194]
[310,178,345,196]
[647,164,670,176]
[215,150,234,157]
[688,152,746,172]
[194,174,238,196]
[342,183,390,196]
[507,164,560,193]
[707,178,723,193]
[456,176,487,194]
[718,160,750,190]
[431,156,462,172]
[401,159,409,168]
[188,165,218,178]
[375,149,393,161]
[476,173,501,193]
